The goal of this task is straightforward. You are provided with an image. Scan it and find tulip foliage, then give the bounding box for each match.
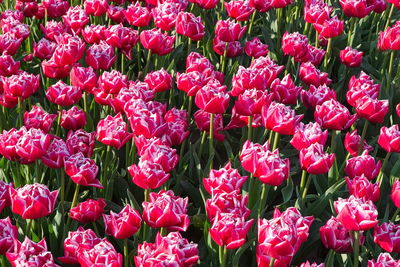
[0,0,399,266]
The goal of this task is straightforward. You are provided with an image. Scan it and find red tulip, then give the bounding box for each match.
[391,180,400,208]
[346,175,380,202]
[82,24,106,44]
[60,106,87,131]
[300,261,325,267]
[0,54,20,77]
[152,3,179,31]
[59,227,101,264]
[275,207,314,244]
[103,205,142,239]
[374,222,400,253]
[16,1,39,17]
[10,183,58,219]
[281,32,309,62]
[41,138,71,169]
[175,12,205,41]
[215,19,247,42]
[319,216,357,253]
[135,231,199,267]
[0,181,12,214]
[378,21,400,51]
[46,80,82,106]
[77,239,122,267]
[346,71,380,107]
[6,237,58,266]
[314,99,357,130]
[290,122,328,151]
[33,38,56,60]
[129,160,170,189]
[301,84,337,109]
[3,72,40,99]
[225,1,254,22]
[24,105,57,133]
[210,213,253,249]
[41,59,71,79]
[368,253,399,266]
[111,81,155,113]
[69,198,106,224]
[144,68,173,93]
[378,124,400,153]
[66,129,96,158]
[195,0,219,9]
[85,41,116,70]
[203,162,247,194]
[270,74,302,105]
[299,62,332,86]
[62,6,89,34]
[304,0,331,24]
[344,130,373,157]
[339,0,374,18]
[340,46,363,67]
[186,52,215,73]
[313,16,344,39]
[0,32,23,56]
[300,143,335,175]
[0,217,18,255]
[0,128,26,162]
[96,113,132,150]
[262,102,303,135]
[64,152,102,188]
[42,0,69,18]
[234,89,272,116]
[105,24,138,59]
[195,80,229,114]
[231,66,267,96]
[344,150,381,179]
[212,36,244,57]
[125,2,152,27]
[84,0,108,16]
[334,195,378,231]
[142,189,189,232]
[355,96,388,124]
[140,29,175,56]
[15,128,51,163]
[206,191,250,220]
[249,0,272,11]
[107,5,127,24]
[53,34,85,65]
[271,0,292,8]
[245,37,268,58]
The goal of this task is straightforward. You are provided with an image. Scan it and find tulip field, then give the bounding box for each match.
[1,0,400,266]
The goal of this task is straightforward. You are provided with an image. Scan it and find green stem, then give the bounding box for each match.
[209,113,215,170]
[269,257,275,267]
[299,170,308,196]
[347,18,356,46]
[386,50,396,94]
[392,208,400,222]
[143,50,152,75]
[121,53,125,74]
[323,38,332,70]
[315,29,319,48]
[187,37,192,56]
[258,184,270,218]
[384,4,395,30]
[18,97,24,127]
[25,219,32,239]
[247,11,257,36]
[247,174,255,208]
[358,120,369,155]
[71,184,80,209]
[187,95,193,122]
[302,174,312,199]
[221,43,228,74]
[199,130,208,159]
[219,246,228,267]
[124,239,129,267]
[377,152,392,185]
[160,227,167,236]
[272,132,280,150]
[247,116,253,141]
[60,170,65,214]
[353,231,360,267]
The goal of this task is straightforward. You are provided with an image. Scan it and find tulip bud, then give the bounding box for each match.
[69,198,106,224]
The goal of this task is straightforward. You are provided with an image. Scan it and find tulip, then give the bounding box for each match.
[368,253,399,266]
[82,24,106,44]
[64,152,102,188]
[206,191,250,220]
[42,0,69,18]
[203,162,248,194]
[275,207,314,244]
[262,102,303,135]
[111,82,155,113]
[355,96,388,124]
[66,129,96,158]
[129,160,170,189]
[85,41,116,70]
[234,89,272,116]
[140,29,175,56]
[107,5,127,24]
[212,37,244,58]
[347,71,380,107]
[142,190,189,232]
[84,0,108,16]
[135,232,199,267]
[270,74,302,105]
[344,130,373,157]
[391,180,400,208]
[0,54,20,77]
[46,80,82,107]
[195,0,219,9]
[69,198,106,224]
[152,3,179,31]
[23,105,57,133]
[281,32,309,62]
[10,183,58,219]
[313,16,344,39]
[175,12,205,41]
[344,150,381,179]
[76,239,123,267]
[209,213,253,249]
[15,128,51,163]
[300,143,335,175]
[41,59,71,79]
[301,84,337,109]
[231,66,267,96]
[144,68,173,93]
[245,37,269,58]
[378,124,400,153]
[59,227,101,264]
[225,0,254,21]
[0,32,23,56]
[378,21,400,51]
[215,16,248,37]
[103,205,142,239]
[299,62,332,86]
[125,2,152,27]
[0,128,26,162]
[346,175,380,202]
[334,195,378,231]
[304,0,331,24]
[41,138,71,169]
[195,80,229,114]
[0,181,12,214]
[97,113,132,150]
[0,217,18,255]
[374,222,400,253]
[320,216,358,253]
[52,34,85,65]
[6,237,58,266]
[186,52,214,73]
[340,46,363,67]
[105,24,139,60]
[255,149,290,186]
[194,110,225,141]
[3,72,40,99]
[60,106,87,131]
[62,6,89,34]
[139,143,178,172]
[314,99,357,130]
[290,122,328,151]
[339,0,374,18]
